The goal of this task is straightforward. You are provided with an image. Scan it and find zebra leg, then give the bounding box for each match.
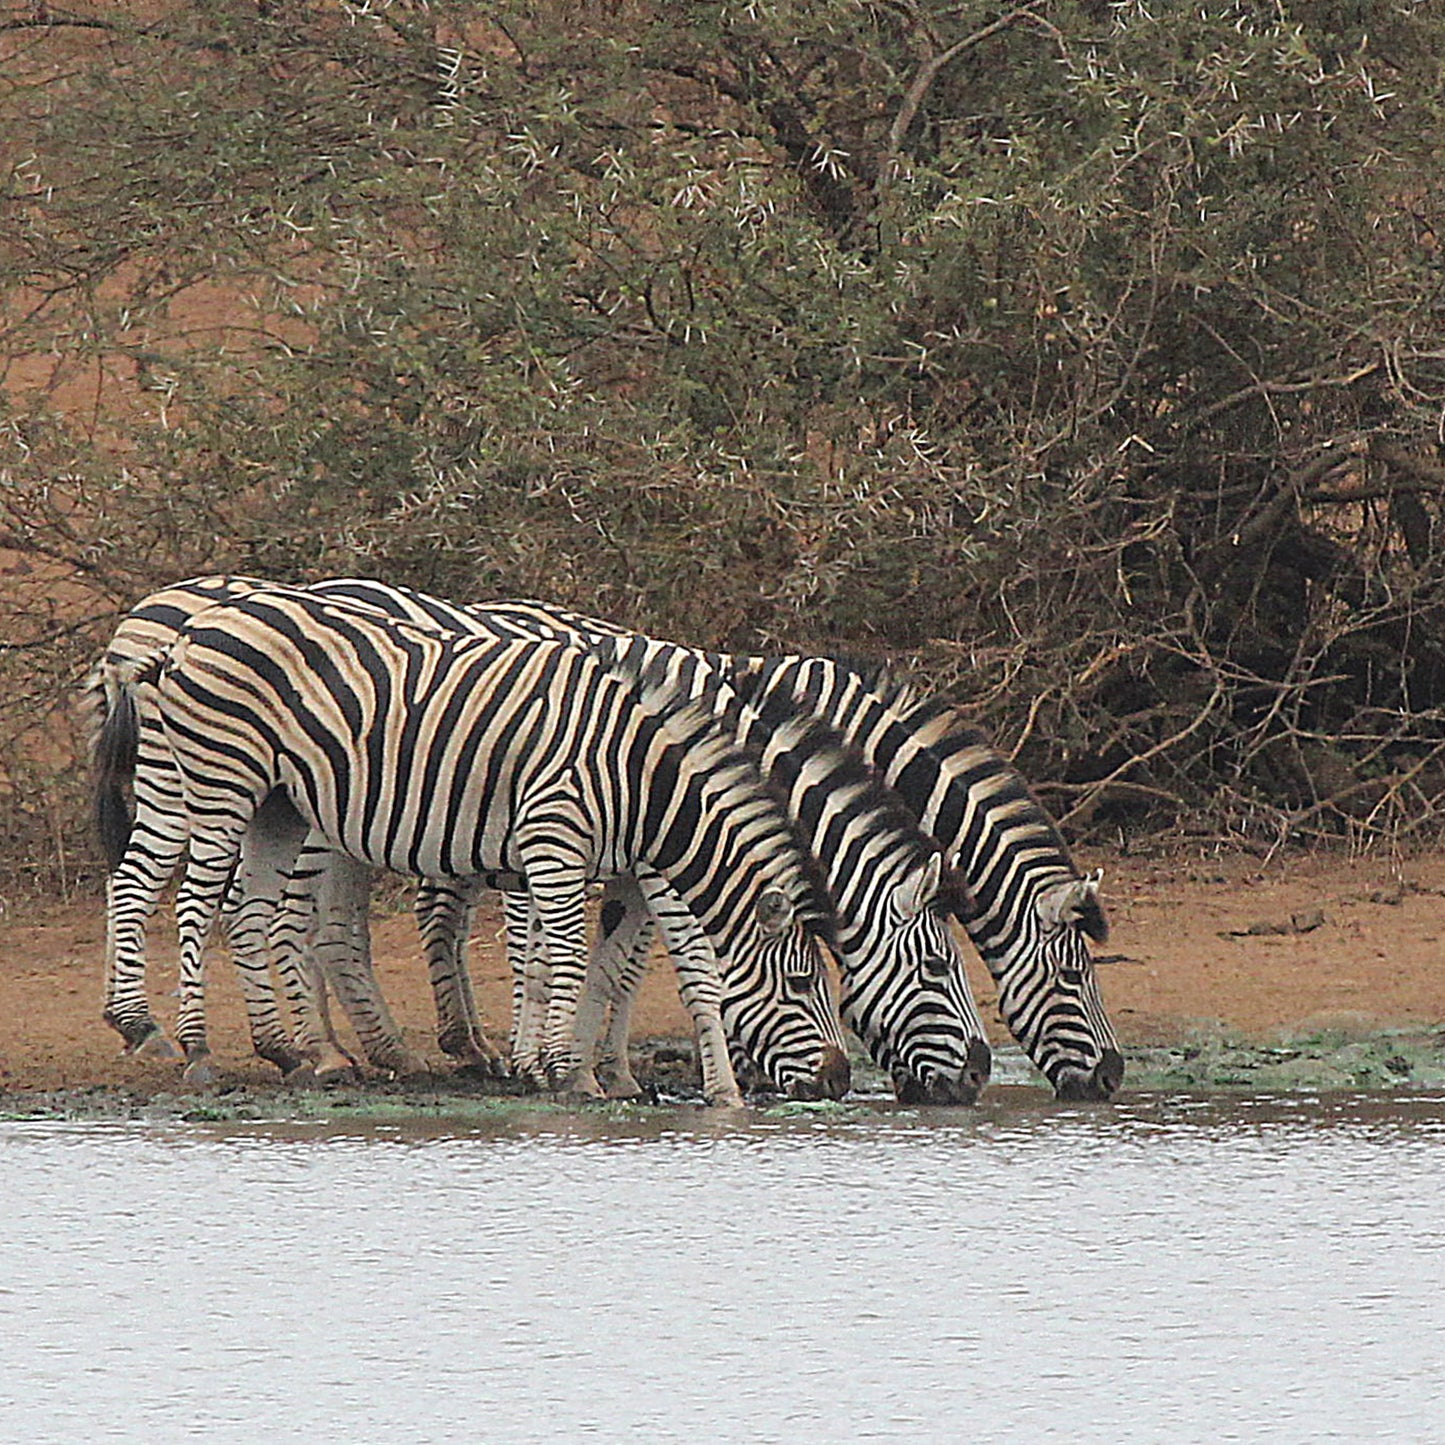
[516,840,596,1099]
[104,872,181,1059]
[633,871,744,1108]
[173,823,254,1084]
[267,842,401,1084]
[505,890,551,1089]
[212,799,313,1078]
[304,850,429,1080]
[415,878,506,1075]
[580,878,656,1100]
[266,848,353,1082]
[103,785,190,1058]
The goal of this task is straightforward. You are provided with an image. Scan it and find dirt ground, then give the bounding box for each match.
[1,845,1443,1095]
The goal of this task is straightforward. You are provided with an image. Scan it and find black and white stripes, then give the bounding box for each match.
[87,574,1122,1102]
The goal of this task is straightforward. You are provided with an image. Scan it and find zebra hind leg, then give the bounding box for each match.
[582,879,655,1100]
[216,800,317,1079]
[417,878,506,1078]
[173,825,257,1085]
[308,854,430,1080]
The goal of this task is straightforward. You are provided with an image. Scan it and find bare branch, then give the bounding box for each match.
[882,5,1046,174]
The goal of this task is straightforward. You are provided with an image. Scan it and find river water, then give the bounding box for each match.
[3,1090,1442,1443]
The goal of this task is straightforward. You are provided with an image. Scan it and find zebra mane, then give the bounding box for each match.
[738,653,1084,884]
[602,649,838,942]
[871,684,1080,869]
[735,680,965,904]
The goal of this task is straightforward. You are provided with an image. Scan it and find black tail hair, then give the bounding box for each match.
[93,678,141,871]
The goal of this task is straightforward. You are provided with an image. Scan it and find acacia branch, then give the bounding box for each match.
[883,4,1045,173]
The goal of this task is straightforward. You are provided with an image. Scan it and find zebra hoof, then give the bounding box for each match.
[283,1062,320,1089]
[181,1056,218,1087]
[313,1049,358,1086]
[604,1076,645,1101]
[450,1049,507,1081]
[130,1030,181,1062]
[379,1052,433,1083]
[703,1088,747,1110]
[554,1067,606,1103]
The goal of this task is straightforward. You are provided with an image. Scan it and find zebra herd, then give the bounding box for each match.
[85,574,1123,1105]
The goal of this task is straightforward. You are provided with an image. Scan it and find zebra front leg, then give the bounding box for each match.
[416,878,505,1076]
[519,845,600,1101]
[504,890,551,1089]
[635,872,744,1108]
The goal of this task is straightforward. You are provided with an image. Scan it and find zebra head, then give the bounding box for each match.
[723,688,993,1107]
[721,885,851,1101]
[621,668,850,1104]
[834,851,993,1105]
[984,870,1123,1101]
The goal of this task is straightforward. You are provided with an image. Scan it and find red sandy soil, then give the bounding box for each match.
[1,846,1443,1092]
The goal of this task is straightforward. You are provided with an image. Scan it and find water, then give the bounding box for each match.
[3,1092,1443,1443]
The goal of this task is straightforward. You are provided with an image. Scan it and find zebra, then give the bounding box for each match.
[88,577,993,1103]
[92,586,849,1104]
[84,573,488,1081]
[430,602,1124,1101]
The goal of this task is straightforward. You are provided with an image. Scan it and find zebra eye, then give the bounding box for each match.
[1058,968,1085,987]
[920,955,952,980]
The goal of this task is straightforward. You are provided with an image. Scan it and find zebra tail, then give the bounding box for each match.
[91,663,148,870]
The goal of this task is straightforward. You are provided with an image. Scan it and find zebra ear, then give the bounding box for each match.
[755,887,796,936]
[893,852,942,920]
[1036,873,1109,943]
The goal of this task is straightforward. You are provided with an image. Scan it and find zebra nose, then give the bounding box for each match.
[1093,1048,1125,1098]
[965,1036,992,1092]
[893,1037,994,1106]
[938,1037,992,1104]
[806,1044,851,1101]
[1054,1049,1126,1101]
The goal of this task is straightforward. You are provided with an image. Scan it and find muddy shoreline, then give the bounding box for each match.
[6,1026,1445,1125]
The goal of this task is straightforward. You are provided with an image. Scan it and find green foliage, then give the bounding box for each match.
[4,0,1445,882]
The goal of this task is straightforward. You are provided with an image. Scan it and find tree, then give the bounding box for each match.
[3,0,1445,888]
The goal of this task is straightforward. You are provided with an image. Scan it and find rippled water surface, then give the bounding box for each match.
[3,1092,1443,1443]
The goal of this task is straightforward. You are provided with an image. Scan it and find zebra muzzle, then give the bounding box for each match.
[892,1036,992,1106]
[796,1044,851,1101]
[1053,1048,1125,1102]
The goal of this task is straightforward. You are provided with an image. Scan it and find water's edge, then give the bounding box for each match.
[4,1025,1443,1124]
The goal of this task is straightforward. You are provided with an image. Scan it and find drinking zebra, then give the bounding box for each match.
[92,586,848,1104]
